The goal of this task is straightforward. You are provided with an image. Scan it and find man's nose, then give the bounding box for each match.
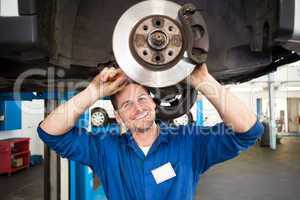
[132,101,144,113]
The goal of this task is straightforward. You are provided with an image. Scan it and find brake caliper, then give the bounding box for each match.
[178,3,209,64]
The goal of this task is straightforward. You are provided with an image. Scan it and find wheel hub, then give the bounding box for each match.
[130,15,183,69]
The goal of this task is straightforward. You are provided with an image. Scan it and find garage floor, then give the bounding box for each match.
[0,164,43,200]
[0,137,299,200]
[196,137,300,200]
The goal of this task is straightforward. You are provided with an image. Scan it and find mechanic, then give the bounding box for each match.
[37,64,264,200]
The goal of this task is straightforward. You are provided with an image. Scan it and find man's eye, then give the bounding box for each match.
[138,95,149,102]
[122,103,129,109]
[139,97,147,101]
[121,102,132,110]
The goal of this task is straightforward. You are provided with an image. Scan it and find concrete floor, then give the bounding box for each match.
[0,137,299,200]
[196,137,300,200]
[0,165,43,200]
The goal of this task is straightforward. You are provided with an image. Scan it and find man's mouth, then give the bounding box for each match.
[135,111,149,120]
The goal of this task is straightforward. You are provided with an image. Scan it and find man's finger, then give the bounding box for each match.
[107,70,119,81]
[107,68,124,80]
[93,67,108,82]
[103,68,124,82]
[99,67,110,82]
[100,67,109,75]
[110,74,128,89]
[101,67,116,82]
[113,80,129,94]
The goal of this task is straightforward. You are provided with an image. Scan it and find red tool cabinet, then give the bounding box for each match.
[0,138,30,175]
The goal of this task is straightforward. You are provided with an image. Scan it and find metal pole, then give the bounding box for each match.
[196,94,204,126]
[44,99,61,200]
[268,73,276,150]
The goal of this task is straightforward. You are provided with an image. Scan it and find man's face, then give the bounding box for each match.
[114,83,156,133]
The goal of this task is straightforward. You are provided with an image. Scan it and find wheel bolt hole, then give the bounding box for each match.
[143,50,148,56]
[143,25,148,31]
[155,56,161,61]
[168,26,173,32]
[168,51,173,56]
[155,20,161,26]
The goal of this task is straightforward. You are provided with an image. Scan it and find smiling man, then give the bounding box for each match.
[37,64,264,200]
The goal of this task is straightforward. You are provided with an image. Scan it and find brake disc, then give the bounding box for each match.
[113,0,208,120]
[113,0,196,88]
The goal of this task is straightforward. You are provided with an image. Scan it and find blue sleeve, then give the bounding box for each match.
[187,120,264,175]
[37,123,101,169]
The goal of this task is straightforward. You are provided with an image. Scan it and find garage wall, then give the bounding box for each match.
[201,84,264,126]
[0,100,45,156]
[202,96,222,126]
[202,82,300,131]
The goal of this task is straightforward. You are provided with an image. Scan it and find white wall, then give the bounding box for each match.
[0,100,45,156]
[251,61,300,83]
[201,62,300,130]
[201,96,222,126]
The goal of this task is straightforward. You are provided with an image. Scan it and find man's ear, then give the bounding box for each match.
[151,98,156,109]
[114,110,124,125]
[114,111,127,133]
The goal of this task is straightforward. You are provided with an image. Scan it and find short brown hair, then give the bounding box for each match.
[110,93,119,110]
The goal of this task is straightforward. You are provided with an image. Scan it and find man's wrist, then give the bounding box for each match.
[86,83,102,103]
[192,73,214,91]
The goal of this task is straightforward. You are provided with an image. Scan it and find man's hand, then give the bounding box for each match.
[88,67,129,99]
[40,67,128,135]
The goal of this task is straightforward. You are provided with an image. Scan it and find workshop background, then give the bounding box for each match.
[1,0,300,200]
[1,62,299,200]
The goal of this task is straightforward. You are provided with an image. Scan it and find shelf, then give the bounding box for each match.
[11,165,28,172]
[0,137,30,174]
[12,150,30,156]
[13,139,30,144]
[0,138,30,143]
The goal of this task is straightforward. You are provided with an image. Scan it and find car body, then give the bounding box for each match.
[0,0,299,92]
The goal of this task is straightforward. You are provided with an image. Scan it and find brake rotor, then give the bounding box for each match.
[113,0,196,88]
[130,15,184,69]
